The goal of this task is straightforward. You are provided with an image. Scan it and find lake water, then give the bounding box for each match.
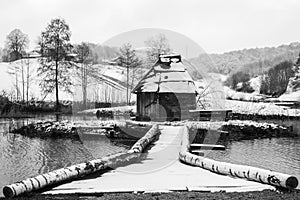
[205,137,300,185]
[0,116,134,197]
[0,116,299,197]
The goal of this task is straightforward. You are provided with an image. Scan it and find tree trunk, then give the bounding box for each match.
[26,59,29,105]
[128,67,137,105]
[82,63,87,110]
[15,65,19,101]
[127,66,129,105]
[21,64,25,102]
[55,59,60,112]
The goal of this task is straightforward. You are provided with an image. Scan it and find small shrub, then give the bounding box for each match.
[260,61,294,97]
[225,71,251,90]
[236,82,255,93]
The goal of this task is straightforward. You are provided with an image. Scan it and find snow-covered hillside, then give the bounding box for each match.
[0,59,130,103]
[0,59,74,101]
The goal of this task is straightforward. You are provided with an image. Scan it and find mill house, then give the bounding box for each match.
[132,54,197,121]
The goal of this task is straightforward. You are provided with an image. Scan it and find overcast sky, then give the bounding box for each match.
[0,0,299,54]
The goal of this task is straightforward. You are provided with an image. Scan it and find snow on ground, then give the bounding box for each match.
[224,86,265,101]
[225,99,300,117]
[278,90,300,101]
[78,105,135,114]
[96,64,126,83]
[0,62,12,92]
[0,59,45,99]
[0,60,129,102]
[249,76,261,93]
[0,59,75,101]
[78,98,300,118]
[208,73,228,83]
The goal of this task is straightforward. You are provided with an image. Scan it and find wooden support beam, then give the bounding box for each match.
[189,109,233,121]
[77,126,115,130]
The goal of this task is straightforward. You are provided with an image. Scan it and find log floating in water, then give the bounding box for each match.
[3,124,160,198]
[179,125,299,189]
[190,144,226,150]
[190,150,205,156]
[2,152,137,198]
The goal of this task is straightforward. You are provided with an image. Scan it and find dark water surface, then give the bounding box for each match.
[205,137,300,185]
[0,116,299,196]
[0,115,133,197]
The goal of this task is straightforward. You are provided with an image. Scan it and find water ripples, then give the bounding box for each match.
[206,137,300,179]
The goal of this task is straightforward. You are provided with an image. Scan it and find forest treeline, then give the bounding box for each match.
[190,42,300,75]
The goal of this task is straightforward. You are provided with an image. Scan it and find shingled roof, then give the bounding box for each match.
[132,54,197,94]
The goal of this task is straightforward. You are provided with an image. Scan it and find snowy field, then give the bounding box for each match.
[225,99,300,117]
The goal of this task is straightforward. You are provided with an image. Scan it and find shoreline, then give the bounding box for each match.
[1,189,299,200]
[10,119,298,140]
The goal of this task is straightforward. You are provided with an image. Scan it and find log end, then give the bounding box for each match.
[286,176,298,189]
[3,185,15,198]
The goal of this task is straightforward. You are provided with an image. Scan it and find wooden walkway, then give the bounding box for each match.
[45,126,272,194]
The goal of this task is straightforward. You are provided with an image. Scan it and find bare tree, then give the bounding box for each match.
[5,29,29,61]
[5,29,29,101]
[7,58,34,102]
[144,33,171,66]
[7,62,20,101]
[117,43,142,104]
[74,42,95,109]
[38,18,73,112]
[21,56,35,104]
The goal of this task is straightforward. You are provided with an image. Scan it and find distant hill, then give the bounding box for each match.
[189,42,300,75]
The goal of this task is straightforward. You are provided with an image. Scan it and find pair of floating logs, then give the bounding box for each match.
[179,125,298,189]
[3,124,160,198]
